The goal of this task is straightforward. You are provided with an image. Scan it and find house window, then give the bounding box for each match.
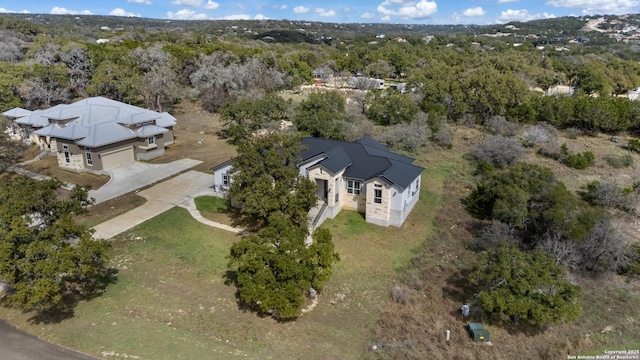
[147,136,155,145]
[413,178,420,196]
[222,173,229,187]
[347,180,361,195]
[374,189,382,204]
[86,152,93,165]
[63,144,70,163]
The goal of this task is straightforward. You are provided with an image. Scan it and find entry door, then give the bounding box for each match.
[315,179,328,200]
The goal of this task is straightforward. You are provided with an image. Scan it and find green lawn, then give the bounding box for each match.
[194,195,234,225]
[0,150,458,359]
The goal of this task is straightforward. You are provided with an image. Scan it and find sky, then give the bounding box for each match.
[0,0,639,25]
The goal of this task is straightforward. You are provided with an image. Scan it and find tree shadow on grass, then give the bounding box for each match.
[227,211,263,233]
[27,267,118,325]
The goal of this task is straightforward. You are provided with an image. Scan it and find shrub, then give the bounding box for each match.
[605,154,634,168]
[578,219,635,273]
[584,180,635,211]
[538,140,563,160]
[474,220,520,250]
[628,138,640,152]
[471,135,525,168]
[456,113,477,126]
[564,150,595,169]
[565,127,583,139]
[521,123,558,147]
[379,122,431,153]
[620,244,640,276]
[483,115,520,137]
[431,123,452,148]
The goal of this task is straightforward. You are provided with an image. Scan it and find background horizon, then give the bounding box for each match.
[1,1,639,26]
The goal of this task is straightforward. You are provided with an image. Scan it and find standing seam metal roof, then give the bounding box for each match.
[300,136,424,190]
[4,97,176,148]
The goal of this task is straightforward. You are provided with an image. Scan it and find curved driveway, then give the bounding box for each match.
[88,159,202,204]
[0,320,97,360]
[92,170,220,239]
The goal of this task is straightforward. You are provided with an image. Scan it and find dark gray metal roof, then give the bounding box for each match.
[210,159,233,172]
[320,146,352,173]
[300,136,424,190]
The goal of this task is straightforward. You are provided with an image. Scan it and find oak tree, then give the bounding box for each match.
[0,175,111,316]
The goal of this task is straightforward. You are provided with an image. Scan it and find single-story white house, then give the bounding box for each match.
[211,136,424,228]
[2,97,175,173]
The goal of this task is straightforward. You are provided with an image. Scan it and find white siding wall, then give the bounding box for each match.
[212,163,233,196]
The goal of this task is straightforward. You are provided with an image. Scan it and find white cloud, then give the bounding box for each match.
[0,8,30,13]
[167,9,209,19]
[204,0,219,9]
[315,8,336,17]
[361,11,375,19]
[220,13,269,20]
[497,0,519,3]
[498,9,555,22]
[51,7,92,15]
[545,0,640,14]
[128,0,152,4]
[110,8,141,17]
[381,15,391,21]
[377,0,437,20]
[171,0,202,6]
[273,4,288,9]
[293,6,310,13]
[463,7,486,16]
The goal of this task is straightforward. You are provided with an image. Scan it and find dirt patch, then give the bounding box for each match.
[21,156,110,190]
[148,101,236,173]
[75,193,147,228]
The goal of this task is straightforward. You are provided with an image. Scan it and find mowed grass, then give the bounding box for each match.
[0,148,458,360]
[194,195,234,225]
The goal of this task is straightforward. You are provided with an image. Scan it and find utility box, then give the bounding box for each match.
[468,323,490,342]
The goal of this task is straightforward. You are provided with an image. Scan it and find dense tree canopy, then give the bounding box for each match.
[0,175,111,316]
[220,93,292,143]
[228,133,317,227]
[228,214,338,319]
[365,90,420,126]
[466,162,604,242]
[226,133,339,319]
[470,242,582,327]
[294,92,345,139]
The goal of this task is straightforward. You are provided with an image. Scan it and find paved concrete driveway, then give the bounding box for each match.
[88,159,202,204]
[0,320,97,360]
[92,170,216,239]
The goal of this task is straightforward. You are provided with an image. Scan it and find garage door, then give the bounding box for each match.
[101,147,134,169]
